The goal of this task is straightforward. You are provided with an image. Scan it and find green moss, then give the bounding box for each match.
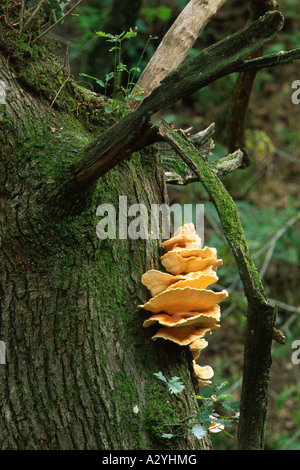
[141,377,186,449]
[112,372,144,449]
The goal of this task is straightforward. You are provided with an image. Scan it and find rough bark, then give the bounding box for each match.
[0,23,210,451]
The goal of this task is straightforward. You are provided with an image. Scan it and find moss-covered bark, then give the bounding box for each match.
[0,5,210,450]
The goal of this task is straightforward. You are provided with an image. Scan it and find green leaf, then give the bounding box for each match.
[155,6,172,20]
[117,63,128,72]
[79,73,99,81]
[167,376,185,394]
[141,6,172,21]
[43,0,64,24]
[153,371,167,383]
[190,423,207,440]
[104,106,114,114]
[96,31,115,40]
[161,433,174,439]
[122,27,137,40]
[105,72,114,82]
[96,80,105,88]
[200,409,212,429]
[130,67,141,73]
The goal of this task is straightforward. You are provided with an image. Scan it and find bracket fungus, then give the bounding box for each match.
[139,223,228,432]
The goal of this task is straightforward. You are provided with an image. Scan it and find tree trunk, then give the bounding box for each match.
[0,18,210,450]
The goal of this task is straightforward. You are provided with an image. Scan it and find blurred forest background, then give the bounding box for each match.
[49,0,300,450]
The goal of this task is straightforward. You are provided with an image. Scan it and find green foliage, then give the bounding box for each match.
[265,382,300,450]
[278,0,300,20]
[80,28,157,105]
[70,6,106,57]
[154,372,185,395]
[153,373,239,442]
[140,6,172,22]
[203,199,299,278]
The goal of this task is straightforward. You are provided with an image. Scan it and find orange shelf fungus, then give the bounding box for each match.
[140,287,227,315]
[208,417,225,433]
[139,223,228,432]
[141,268,218,297]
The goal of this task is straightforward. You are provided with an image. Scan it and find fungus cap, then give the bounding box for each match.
[161,251,223,275]
[139,287,228,315]
[143,306,220,328]
[162,223,199,252]
[141,269,218,297]
[189,338,208,359]
[209,417,225,433]
[151,325,213,346]
[193,363,214,380]
[166,271,218,292]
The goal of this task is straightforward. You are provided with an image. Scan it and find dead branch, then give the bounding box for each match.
[129,0,228,110]
[72,11,284,191]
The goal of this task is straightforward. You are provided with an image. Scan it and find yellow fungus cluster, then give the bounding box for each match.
[139,223,228,387]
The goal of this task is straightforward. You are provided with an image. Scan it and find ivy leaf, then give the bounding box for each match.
[190,423,207,440]
[167,376,185,394]
[105,72,114,82]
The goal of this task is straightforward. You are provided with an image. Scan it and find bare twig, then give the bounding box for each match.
[274,147,300,166]
[50,42,70,108]
[213,150,244,176]
[31,0,82,45]
[255,213,299,261]
[273,299,300,315]
[236,47,300,72]
[48,0,53,28]
[19,0,25,32]
[9,1,41,26]
[22,0,47,32]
